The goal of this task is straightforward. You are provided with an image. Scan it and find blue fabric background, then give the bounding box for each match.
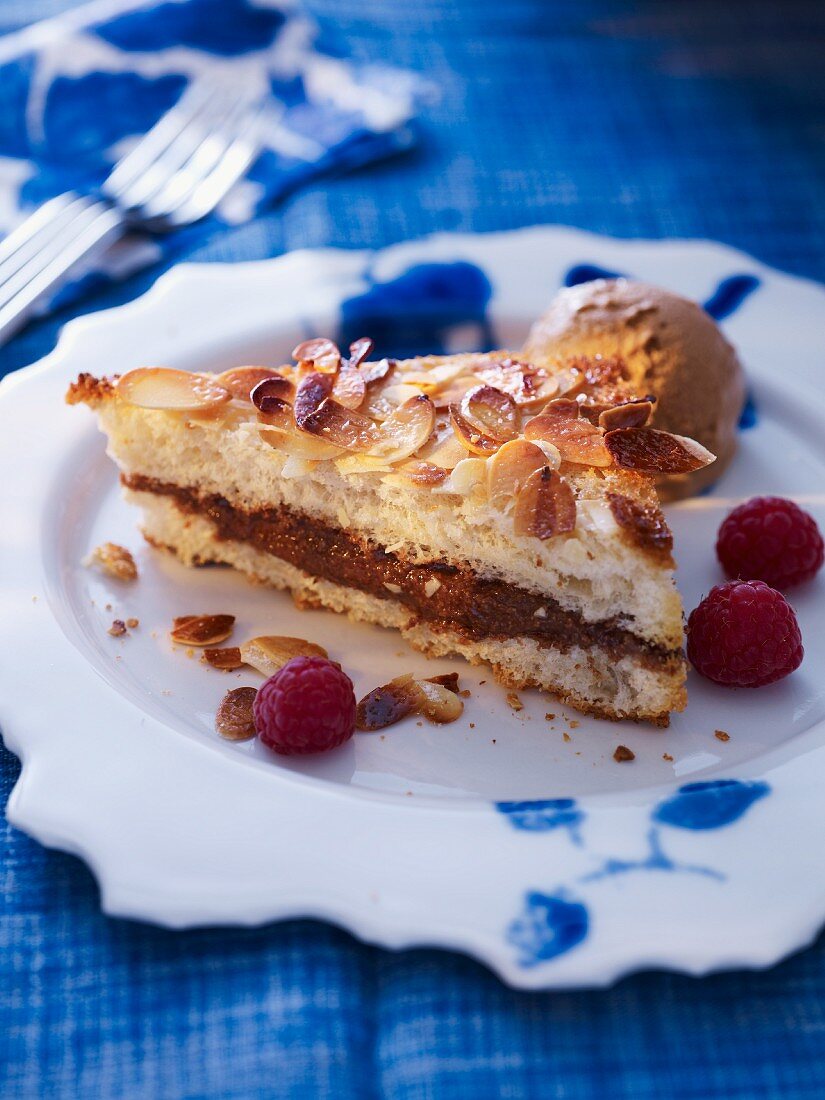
[3,1,825,1096]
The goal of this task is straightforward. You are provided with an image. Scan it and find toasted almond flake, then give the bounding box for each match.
[607,492,672,554]
[417,430,470,471]
[438,456,488,496]
[217,366,282,402]
[294,371,335,425]
[280,455,316,478]
[506,692,524,711]
[240,635,328,677]
[449,403,501,456]
[298,397,381,452]
[598,399,654,431]
[202,646,245,671]
[370,393,436,463]
[292,337,341,372]
[382,381,426,405]
[462,384,519,443]
[383,582,403,594]
[424,577,442,597]
[487,439,547,508]
[397,460,448,486]
[426,672,460,694]
[332,366,367,410]
[216,686,258,740]
[336,454,393,475]
[533,439,562,468]
[88,542,138,582]
[415,679,464,723]
[360,358,393,387]
[346,337,374,369]
[116,368,231,412]
[171,614,235,647]
[259,424,344,462]
[356,673,421,730]
[402,360,470,392]
[513,467,577,540]
[431,375,481,409]
[604,428,716,474]
[524,399,612,467]
[250,374,294,412]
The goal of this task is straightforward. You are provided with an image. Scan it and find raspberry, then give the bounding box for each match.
[716,496,823,589]
[253,656,356,754]
[686,580,803,688]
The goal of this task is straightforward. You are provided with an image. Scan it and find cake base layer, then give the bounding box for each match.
[127,486,686,724]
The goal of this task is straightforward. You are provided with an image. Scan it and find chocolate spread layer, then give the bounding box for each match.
[124,474,681,668]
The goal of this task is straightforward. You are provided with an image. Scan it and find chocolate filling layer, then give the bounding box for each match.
[125,474,681,668]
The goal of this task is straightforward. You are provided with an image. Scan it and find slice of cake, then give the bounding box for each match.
[67,339,715,725]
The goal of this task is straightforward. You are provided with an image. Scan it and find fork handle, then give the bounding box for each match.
[0,201,125,346]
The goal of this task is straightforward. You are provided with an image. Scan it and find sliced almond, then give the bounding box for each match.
[441,456,489,496]
[513,467,577,540]
[298,398,382,452]
[202,646,245,671]
[259,424,344,462]
[250,374,295,412]
[356,673,421,731]
[117,368,231,412]
[398,460,448,486]
[217,367,281,402]
[462,384,519,443]
[487,439,548,508]
[216,686,257,741]
[360,358,393,387]
[293,371,335,426]
[607,492,673,555]
[402,359,471,393]
[417,429,470,470]
[604,428,716,473]
[240,635,328,677]
[415,678,464,723]
[449,403,501,456]
[475,360,560,407]
[332,366,367,410]
[370,393,436,463]
[346,337,374,369]
[598,399,654,431]
[524,399,612,467]
[292,337,341,372]
[431,375,479,409]
[427,672,460,694]
[171,614,235,647]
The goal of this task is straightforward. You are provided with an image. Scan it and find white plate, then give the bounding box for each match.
[3,226,825,989]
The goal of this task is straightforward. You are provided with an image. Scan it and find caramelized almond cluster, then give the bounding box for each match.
[114,341,716,544]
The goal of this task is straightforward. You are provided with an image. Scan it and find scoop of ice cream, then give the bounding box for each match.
[522,279,746,499]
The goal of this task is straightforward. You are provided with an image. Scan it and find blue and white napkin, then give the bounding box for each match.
[0,0,427,315]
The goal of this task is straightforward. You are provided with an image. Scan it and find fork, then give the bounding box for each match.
[0,81,273,346]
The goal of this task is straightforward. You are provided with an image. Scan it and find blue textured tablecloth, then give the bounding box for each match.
[3,1,825,1096]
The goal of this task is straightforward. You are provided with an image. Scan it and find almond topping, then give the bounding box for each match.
[292,337,341,372]
[202,646,245,671]
[293,371,335,425]
[88,542,138,581]
[427,672,460,694]
[346,337,374,370]
[216,686,258,741]
[332,366,367,410]
[356,673,421,731]
[398,460,448,486]
[251,374,295,412]
[513,467,577,540]
[449,403,501,456]
[370,393,436,463]
[487,439,548,508]
[298,398,381,451]
[240,635,328,677]
[360,357,393,387]
[171,614,235,647]
[259,424,345,461]
[217,367,282,402]
[524,398,612,467]
[116,368,231,412]
[417,430,470,470]
[604,428,716,474]
[462,384,519,443]
[431,375,481,409]
[598,399,654,431]
[355,673,464,731]
[607,492,673,556]
[475,359,559,407]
